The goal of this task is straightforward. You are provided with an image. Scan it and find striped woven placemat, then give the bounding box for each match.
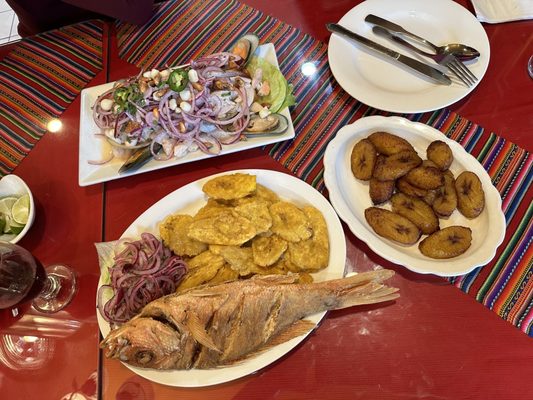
[0,20,104,175]
[115,0,532,336]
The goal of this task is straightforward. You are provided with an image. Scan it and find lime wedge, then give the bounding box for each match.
[11,194,30,225]
[0,197,18,216]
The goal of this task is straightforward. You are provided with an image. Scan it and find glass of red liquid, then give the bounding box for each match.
[0,242,76,313]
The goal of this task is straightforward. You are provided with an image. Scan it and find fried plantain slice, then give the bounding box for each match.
[252,235,288,267]
[350,138,377,180]
[455,171,485,218]
[391,193,439,235]
[269,201,312,242]
[194,198,231,220]
[159,214,208,257]
[187,250,226,270]
[209,245,262,276]
[433,171,457,217]
[202,173,256,200]
[286,206,330,271]
[367,131,415,155]
[233,198,272,234]
[404,165,444,190]
[396,176,429,198]
[419,226,472,259]
[372,151,422,181]
[369,178,395,205]
[188,211,256,245]
[255,184,281,204]
[427,140,453,171]
[364,207,421,245]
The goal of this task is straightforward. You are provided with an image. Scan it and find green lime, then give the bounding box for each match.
[0,197,17,216]
[0,215,5,233]
[11,194,30,225]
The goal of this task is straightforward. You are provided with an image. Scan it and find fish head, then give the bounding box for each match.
[101,317,184,369]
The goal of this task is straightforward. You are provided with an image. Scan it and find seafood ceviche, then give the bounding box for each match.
[91,35,295,164]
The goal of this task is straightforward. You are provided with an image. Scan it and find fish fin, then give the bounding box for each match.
[333,282,399,310]
[186,313,221,353]
[265,319,317,347]
[222,319,316,367]
[250,273,300,285]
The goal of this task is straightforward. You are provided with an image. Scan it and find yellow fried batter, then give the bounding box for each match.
[188,211,256,245]
[202,173,256,200]
[269,201,312,242]
[159,214,208,257]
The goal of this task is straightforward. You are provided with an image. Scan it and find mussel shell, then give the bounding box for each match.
[118,143,162,174]
[244,113,289,137]
[231,33,260,66]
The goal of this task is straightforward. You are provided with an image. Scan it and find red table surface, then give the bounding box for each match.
[0,1,532,399]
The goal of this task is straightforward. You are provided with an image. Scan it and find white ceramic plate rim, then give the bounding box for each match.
[97,169,346,386]
[323,116,506,277]
[79,44,295,187]
[327,0,490,113]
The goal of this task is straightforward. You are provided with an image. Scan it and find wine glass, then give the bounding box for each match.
[528,55,533,79]
[0,242,76,313]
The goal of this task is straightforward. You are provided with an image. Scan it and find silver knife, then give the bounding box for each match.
[326,23,451,85]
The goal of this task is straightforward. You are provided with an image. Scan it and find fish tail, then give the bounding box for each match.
[323,269,399,310]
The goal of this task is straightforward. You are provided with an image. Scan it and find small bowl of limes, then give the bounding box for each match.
[0,175,35,244]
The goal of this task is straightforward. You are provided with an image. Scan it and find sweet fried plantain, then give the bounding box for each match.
[422,189,438,206]
[455,171,485,218]
[364,207,421,245]
[404,165,444,189]
[350,138,377,180]
[369,178,395,205]
[372,151,422,181]
[432,171,457,217]
[367,131,415,155]
[419,226,472,259]
[427,140,453,171]
[391,193,439,235]
[396,177,428,198]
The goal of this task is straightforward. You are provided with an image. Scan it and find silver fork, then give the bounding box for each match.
[438,54,477,87]
[372,26,478,87]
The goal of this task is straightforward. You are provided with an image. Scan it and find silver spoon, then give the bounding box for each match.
[365,14,480,62]
[372,26,479,63]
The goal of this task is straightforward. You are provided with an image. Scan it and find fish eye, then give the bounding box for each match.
[135,350,155,365]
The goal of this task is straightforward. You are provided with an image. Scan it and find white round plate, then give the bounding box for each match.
[97,169,346,387]
[323,116,506,277]
[327,0,490,113]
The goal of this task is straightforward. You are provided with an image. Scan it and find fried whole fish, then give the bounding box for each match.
[101,270,398,370]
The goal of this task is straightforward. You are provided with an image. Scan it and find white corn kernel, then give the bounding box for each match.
[180,101,192,112]
[150,68,160,79]
[142,71,151,78]
[168,98,177,110]
[100,98,114,111]
[160,69,170,80]
[179,88,191,101]
[188,69,199,83]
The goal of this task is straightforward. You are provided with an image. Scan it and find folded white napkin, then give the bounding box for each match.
[470,0,533,23]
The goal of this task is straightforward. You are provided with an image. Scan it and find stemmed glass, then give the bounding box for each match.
[0,242,76,313]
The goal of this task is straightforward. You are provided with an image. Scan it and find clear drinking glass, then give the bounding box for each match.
[0,242,76,313]
[528,55,533,79]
